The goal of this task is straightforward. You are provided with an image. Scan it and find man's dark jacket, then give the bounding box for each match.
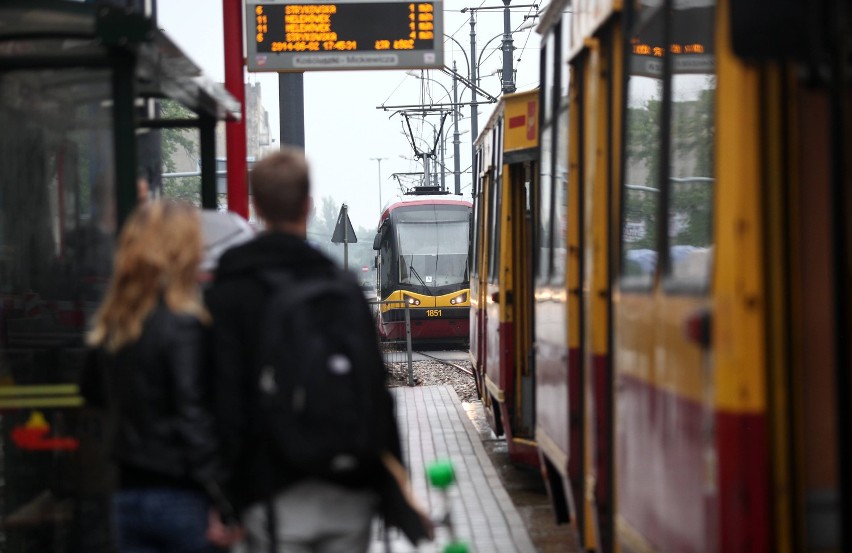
[205,231,403,514]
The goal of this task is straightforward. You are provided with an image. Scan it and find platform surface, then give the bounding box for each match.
[372,385,537,553]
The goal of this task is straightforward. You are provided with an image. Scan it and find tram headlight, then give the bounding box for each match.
[450,292,468,305]
[403,294,420,306]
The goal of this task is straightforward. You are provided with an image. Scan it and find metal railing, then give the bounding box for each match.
[369,299,415,386]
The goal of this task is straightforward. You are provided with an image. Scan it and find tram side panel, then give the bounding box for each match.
[532,0,850,551]
[532,5,583,530]
[473,90,542,467]
[473,108,502,433]
[469,163,486,395]
[533,17,576,519]
[499,91,540,467]
[614,1,773,551]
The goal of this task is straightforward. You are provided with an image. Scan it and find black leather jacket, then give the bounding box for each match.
[82,303,222,491]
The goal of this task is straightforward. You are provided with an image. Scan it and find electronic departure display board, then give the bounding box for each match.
[245,1,443,72]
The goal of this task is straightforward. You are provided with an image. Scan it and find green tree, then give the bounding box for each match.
[306,196,379,276]
[307,195,339,240]
[160,100,201,205]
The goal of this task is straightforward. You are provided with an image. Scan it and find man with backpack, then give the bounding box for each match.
[205,148,430,553]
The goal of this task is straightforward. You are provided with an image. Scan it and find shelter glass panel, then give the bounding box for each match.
[0,65,116,552]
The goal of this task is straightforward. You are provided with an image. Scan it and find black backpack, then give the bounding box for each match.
[254,269,387,478]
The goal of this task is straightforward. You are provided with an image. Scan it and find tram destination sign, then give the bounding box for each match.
[245,0,443,72]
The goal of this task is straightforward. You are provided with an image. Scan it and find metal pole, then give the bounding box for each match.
[501,0,516,94]
[424,155,430,188]
[279,73,305,148]
[199,113,217,209]
[223,0,248,218]
[343,203,349,270]
[404,301,414,386]
[469,12,478,194]
[437,127,445,191]
[111,48,137,227]
[370,157,387,214]
[452,61,461,195]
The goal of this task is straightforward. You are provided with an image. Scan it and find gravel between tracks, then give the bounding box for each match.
[385,359,478,403]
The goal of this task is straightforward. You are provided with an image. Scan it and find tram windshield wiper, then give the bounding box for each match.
[409,264,432,295]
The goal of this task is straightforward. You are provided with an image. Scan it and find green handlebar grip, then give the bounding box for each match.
[443,541,470,553]
[426,460,456,489]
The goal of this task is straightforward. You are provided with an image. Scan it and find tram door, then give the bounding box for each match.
[482,150,502,432]
[579,28,621,553]
[733,0,851,548]
[508,161,536,441]
[470,141,493,400]
[780,79,847,553]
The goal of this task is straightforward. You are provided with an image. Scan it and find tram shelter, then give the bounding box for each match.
[0,3,239,550]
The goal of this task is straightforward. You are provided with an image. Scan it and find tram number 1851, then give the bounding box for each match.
[426,309,442,317]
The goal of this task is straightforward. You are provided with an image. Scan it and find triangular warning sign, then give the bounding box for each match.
[331,205,357,244]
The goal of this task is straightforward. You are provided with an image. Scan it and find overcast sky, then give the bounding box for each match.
[158,1,543,230]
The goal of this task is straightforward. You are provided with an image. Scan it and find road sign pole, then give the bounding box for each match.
[331,203,357,271]
[343,204,349,270]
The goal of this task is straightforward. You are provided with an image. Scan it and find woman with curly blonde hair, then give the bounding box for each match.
[83,200,237,553]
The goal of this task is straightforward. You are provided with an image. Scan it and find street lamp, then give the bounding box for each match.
[369,157,387,215]
[460,2,540,124]
[476,19,540,90]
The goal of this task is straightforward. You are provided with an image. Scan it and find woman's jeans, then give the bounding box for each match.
[113,488,225,553]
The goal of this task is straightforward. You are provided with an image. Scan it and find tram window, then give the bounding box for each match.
[559,18,570,100]
[488,123,503,284]
[537,125,554,282]
[665,0,716,292]
[620,3,664,289]
[397,216,469,288]
[542,35,556,132]
[485,175,496,283]
[551,105,569,284]
[471,151,481,278]
[380,235,393,293]
[496,118,504,174]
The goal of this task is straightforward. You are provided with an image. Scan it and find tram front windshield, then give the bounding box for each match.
[395,207,469,288]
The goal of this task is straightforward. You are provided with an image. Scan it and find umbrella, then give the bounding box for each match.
[200,210,255,276]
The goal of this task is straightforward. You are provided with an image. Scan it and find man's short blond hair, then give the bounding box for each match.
[250,147,310,224]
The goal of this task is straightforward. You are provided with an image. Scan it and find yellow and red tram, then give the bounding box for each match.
[472,0,850,550]
[373,192,472,345]
[470,88,540,467]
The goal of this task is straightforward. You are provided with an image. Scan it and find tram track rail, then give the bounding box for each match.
[412,350,475,378]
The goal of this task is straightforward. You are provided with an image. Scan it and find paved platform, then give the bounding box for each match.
[371,385,537,553]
